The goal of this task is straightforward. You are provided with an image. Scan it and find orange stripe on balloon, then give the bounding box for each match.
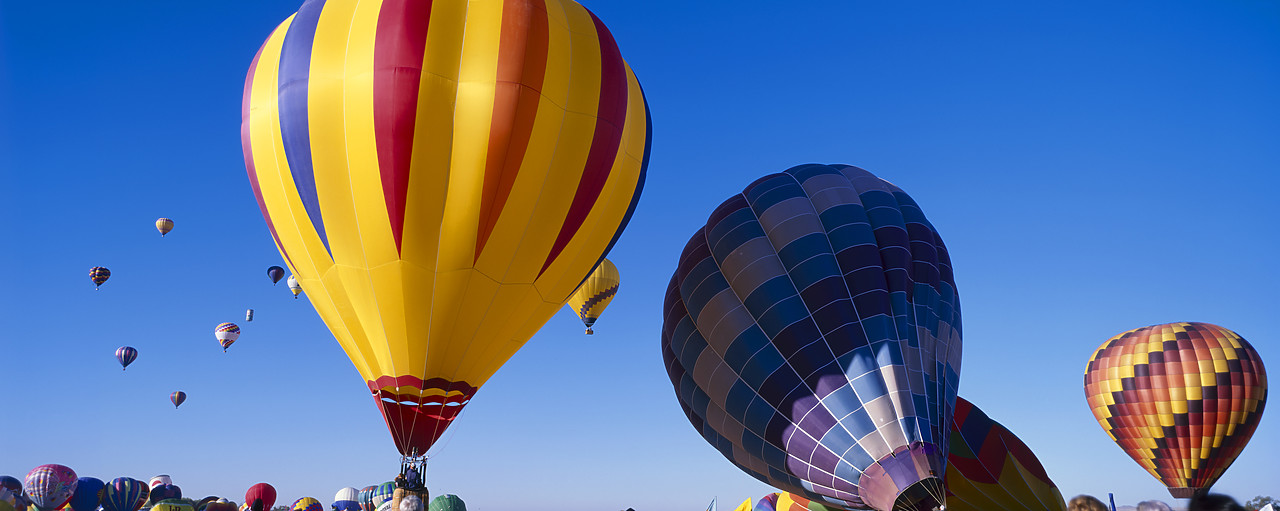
[475,0,550,259]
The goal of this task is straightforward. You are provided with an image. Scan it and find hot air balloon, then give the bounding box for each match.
[23,465,77,511]
[151,502,192,511]
[944,397,1066,511]
[285,276,301,299]
[146,478,169,491]
[116,347,138,371]
[774,494,840,511]
[566,258,620,335]
[215,323,240,352]
[241,0,650,465]
[425,496,464,511]
[267,266,285,285]
[102,478,149,511]
[170,391,186,409]
[367,485,393,511]
[149,485,181,505]
[291,498,322,511]
[90,267,111,289]
[1084,322,1267,499]
[0,478,19,511]
[357,488,375,511]
[244,484,275,511]
[156,218,174,237]
[205,500,237,511]
[246,309,255,322]
[66,477,105,511]
[193,497,219,511]
[753,494,778,511]
[661,164,962,511]
[332,488,359,511]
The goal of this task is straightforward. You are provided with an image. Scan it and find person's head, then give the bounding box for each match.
[1137,501,1174,511]
[1188,494,1244,511]
[1068,495,1108,511]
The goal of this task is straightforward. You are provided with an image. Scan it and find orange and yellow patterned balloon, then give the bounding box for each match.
[1084,322,1267,498]
[242,0,650,457]
[565,258,619,334]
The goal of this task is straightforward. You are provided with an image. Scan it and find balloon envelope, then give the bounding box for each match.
[944,397,1066,511]
[23,465,77,511]
[566,258,620,334]
[242,0,650,457]
[267,266,285,285]
[146,478,169,491]
[149,485,180,504]
[156,218,174,237]
[662,164,962,511]
[243,484,275,511]
[215,323,241,351]
[151,503,192,511]
[1084,322,1268,498]
[67,478,104,511]
[752,494,778,511]
[285,276,301,298]
[291,498,322,511]
[425,496,464,511]
[102,478,148,511]
[116,347,138,370]
[90,267,111,288]
[368,485,393,511]
[170,392,186,408]
[357,488,375,511]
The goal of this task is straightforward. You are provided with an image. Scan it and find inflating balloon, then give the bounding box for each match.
[357,487,375,511]
[286,276,301,299]
[662,164,962,511]
[1084,322,1267,499]
[155,218,174,237]
[90,267,111,289]
[116,347,138,371]
[23,465,77,511]
[267,266,285,285]
[102,478,148,511]
[753,494,778,511]
[147,478,169,491]
[205,501,237,511]
[945,397,1066,511]
[170,391,186,409]
[291,498,322,511]
[566,258,620,335]
[775,494,839,511]
[244,484,276,511]
[149,485,181,504]
[425,496,464,511]
[332,488,358,511]
[151,502,192,511]
[215,323,241,352]
[242,0,650,462]
[368,484,393,511]
[67,477,105,511]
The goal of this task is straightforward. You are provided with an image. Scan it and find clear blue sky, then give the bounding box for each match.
[1,1,1277,510]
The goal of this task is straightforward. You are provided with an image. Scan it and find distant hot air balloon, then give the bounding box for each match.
[357,488,375,511]
[245,309,255,322]
[90,267,111,289]
[156,218,174,237]
[66,477,105,511]
[244,484,275,511]
[102,478,149,511]
[116,346,138,371]
[566,258,620,335]
[425,496,464,511]
[285,276,301,299]
[944,397,1066,511]
[267,266,285,285]
[23,465,77,511]
[368,485,393,511]
[332,488,358,511]
[662,164,962,511]
[242,0,650,461]
[291,498,322,511]
[215,323,241,352]
[170,391,186,409]
[1084,322,1268,499]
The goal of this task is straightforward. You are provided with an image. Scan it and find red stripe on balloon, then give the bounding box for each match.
[242,31,296,270]
[373,0,433,254]
[537,9,628,276]
[474,0,550,260]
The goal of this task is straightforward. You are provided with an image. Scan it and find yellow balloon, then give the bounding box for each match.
[242,0,650,456]
[565,258,620,334]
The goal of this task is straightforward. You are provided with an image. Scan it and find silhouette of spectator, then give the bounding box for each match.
[1189,494,1245,511]
[1068,495,1108,511]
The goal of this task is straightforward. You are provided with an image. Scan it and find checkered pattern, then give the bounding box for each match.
[1084,322,1268,497]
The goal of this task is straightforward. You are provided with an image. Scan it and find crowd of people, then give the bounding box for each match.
[1068,493,1256,511]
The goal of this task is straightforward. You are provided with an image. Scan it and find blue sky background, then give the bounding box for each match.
[1,1,1277,510]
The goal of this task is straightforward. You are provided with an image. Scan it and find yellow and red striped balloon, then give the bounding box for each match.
[1084,322,1267,498]
[242,0,650,457]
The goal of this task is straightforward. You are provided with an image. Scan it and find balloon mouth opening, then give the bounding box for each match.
[1168,487,1204,499]
[894,478,945,511]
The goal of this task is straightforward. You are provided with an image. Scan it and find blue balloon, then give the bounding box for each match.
[68,478,105,511]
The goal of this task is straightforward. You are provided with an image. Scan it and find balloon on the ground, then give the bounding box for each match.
[215,323,240,352]
[368,484,393,510]
[244,484,275,511]
[945,397,1066,511]
[102,478,149,511]
[425,495,463,511]
[332,488,358,511]
[90,267,111,289]
[170,391,186,409]
[291,498,322,511]
[115,347,137,371]
[774,494,839,511]
[155,218,174,237]
[194,496,218,511]
[566,258,620,335]
[357,488,375,511]
[66,477,104,511]
[146,478,169,491]
[1084,322,1268,499]
[285,276,300,299]
[242,0,651,458]
[752,494,778,511]
[149,485,180,504]
[267,266,285,285]
[151,502,192,511]
[205,500,236,511]
[662,164,962,511]
[23,465,77,511]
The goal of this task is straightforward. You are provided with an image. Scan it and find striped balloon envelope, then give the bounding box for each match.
[242,0,650,458]
[662,164,961,511]
[170,391,187,409]
[23,465,77,511]
[1084,322,1267,498]
[215,323,241,352]
[752,494,778,511]
[291,498,322,511]
[368,484,394,510]
[357,487,375,511]
[116,346,138,370]
[101,479,149,511]
[565,258,619,334]
[90,267,110,289]
[944,397,1066,511]
[774,494,839,511]
[155,218,174,237]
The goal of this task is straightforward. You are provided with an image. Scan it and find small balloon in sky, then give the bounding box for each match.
[267,266,285,285]
[566,258,620,335]
[155,218,174,237]
[286,275,301,299]
[245,309,254,322]
[170,391,186,409]
[215,323,241,352]
[90,267,110,289]
[115,346,137,371]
